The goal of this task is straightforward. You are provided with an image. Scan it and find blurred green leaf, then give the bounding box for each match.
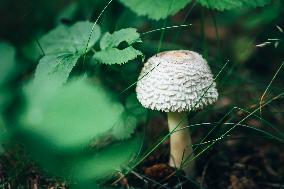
[118,0,192,20]
[0,42,16,119]
[242,0,271,8]
[107,94,148,141]
[233,37,255,63]
[16,123,141,185]
[197,0,271,11]
[105,94,148,141]
[0,90,11,114]
[93,46,143,65]
[242,2,281,29]
[21,78,124,152]
[34,53,80,85]
[110,113,138,140]
[19,135,141,186]
[18,78,141,184]
[100,28,141,50]
[0,42,16,86]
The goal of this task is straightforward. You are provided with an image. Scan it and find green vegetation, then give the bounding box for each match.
[0,0,283,188]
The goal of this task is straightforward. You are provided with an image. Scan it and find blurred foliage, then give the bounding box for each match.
[16,77,142,185]
[197,0,271,10]
[118,0,272,20]
[118,0,191,20]
[0,42,17,155]
[21,78,124,152]
[0,0,283,188]
[0,43,16,86]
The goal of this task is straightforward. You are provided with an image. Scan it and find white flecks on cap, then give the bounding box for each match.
[136,50,218,112]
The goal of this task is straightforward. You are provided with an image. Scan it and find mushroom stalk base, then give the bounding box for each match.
[167,112,194,176]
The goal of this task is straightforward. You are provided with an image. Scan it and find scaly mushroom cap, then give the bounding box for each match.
[136,50,218,112]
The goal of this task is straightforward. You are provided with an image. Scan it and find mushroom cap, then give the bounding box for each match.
[136,50,218,112]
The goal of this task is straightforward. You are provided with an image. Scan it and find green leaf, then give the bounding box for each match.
[100,28,141,50]
[93,46,143,65]
[35,21,100,85]
[94,28,143,65]
[34,53,80,85]
[21,78,124,152]
[111,114,138,140]
[241,0,271,8]
[107,93,149,140]
[197,0,271,11]
[40,21,100,54]
[0,42,16,86]
[118,0,192,20]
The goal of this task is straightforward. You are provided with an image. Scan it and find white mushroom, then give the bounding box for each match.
[136,50,218,175]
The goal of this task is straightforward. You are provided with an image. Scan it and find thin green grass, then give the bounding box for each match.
[171,1,198,44]
[183,92,284,165]
[176,122,284,146]
[259,61,284,114]
[83,0,114,67]
[156,0,175,53]
[177,11,284,176]
[141,24,191,36]
[181,98,284,169]
[210,10,222,64]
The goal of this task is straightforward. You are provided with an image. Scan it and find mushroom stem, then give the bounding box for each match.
[167,112,194,176]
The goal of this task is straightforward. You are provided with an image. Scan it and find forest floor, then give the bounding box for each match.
[1,125,284,189]
[125,138,284,189]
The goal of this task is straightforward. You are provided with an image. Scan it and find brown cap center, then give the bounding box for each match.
[156,50,194,62]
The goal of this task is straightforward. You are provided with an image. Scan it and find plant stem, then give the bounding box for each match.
[167,112,194,176]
